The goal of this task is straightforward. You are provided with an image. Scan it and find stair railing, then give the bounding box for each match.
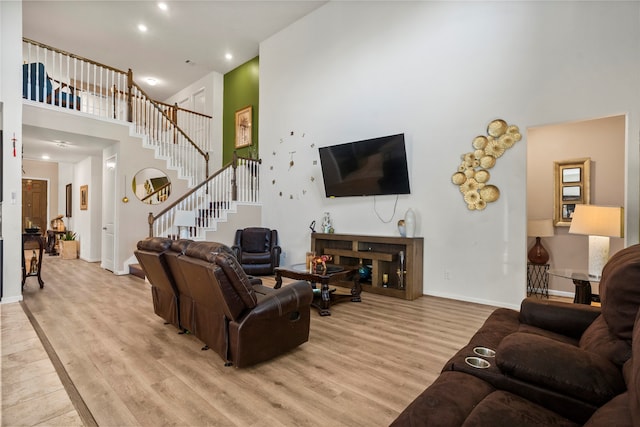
[148,153,261,238]
[22,38,211,181]
[128,76,209,183]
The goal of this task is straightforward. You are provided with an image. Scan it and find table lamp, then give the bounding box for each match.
[527,219,554,264]
[174,210,195,239]
[569,205,624,278]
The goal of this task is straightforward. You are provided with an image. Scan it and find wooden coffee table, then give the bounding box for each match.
[274,264,361,316]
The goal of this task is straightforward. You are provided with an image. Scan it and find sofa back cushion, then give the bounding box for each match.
[137,236,172,252]
[628,309,640,425]
[580,315,632,366]
[239,227,272,253]
[214,252,258,309]
[600,244,640,341]
[185,241,235,262]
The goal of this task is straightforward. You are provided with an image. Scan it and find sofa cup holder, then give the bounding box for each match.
[473,346,495,357]
[465,356,490,369]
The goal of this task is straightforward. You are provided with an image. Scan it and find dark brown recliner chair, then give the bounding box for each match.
[134,237,180,329]
[176,246,312,367]
[232,227,281,275]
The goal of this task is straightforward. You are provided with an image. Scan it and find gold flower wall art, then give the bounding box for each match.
[452,119,522,210]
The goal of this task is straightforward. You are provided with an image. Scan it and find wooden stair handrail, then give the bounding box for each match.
[128,78,209,174]
[148,154,261,237]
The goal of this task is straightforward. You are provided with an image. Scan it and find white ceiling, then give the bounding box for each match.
[21,0,327,163]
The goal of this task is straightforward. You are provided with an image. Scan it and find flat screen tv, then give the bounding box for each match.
[318,133,410,197]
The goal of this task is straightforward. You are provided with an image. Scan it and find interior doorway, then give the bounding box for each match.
[22,178,48,231]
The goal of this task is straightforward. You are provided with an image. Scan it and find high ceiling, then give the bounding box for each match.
[21,0,327,163]
[23,0,327,101]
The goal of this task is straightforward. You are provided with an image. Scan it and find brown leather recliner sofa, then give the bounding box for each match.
[392,244,640,426]
[135,238,313,368]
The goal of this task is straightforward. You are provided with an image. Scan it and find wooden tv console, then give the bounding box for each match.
[310,233,423,300]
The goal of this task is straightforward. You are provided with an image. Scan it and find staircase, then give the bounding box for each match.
[22,38,260,240]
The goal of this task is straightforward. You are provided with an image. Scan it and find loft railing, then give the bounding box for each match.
[148,153,261,239]
[22,38,212,181]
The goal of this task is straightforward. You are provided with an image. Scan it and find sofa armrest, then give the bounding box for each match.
[250,281,312,320]
[496,332,625,406]
[519,297,601,339]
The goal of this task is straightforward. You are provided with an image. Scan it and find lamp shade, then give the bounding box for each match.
[568,205,624,238]
[174,210,195,227]
[527,219,554,237]
[569,205,624,278]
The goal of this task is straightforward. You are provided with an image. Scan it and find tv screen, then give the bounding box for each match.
[318,133,411,197]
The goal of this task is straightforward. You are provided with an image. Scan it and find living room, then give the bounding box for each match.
[3,1,639,307]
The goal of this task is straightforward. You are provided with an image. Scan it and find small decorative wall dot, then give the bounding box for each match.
[272,179,276,185]
[312,160,317,165]
[270,165,274,170]
[310,143,315,148]
[302,133,306,137]
[279,191,283,196]
[289,194,294,199]
[290,131,294,136]
[280,138,284,143]
[302,189,307,195]
[310,176,315,182]
[272,151,276,155]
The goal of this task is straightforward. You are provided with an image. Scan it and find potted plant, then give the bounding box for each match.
[60,231,78,259]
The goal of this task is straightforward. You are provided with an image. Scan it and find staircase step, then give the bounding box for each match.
[129,263,145,280]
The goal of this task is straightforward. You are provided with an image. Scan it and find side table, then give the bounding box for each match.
[22,233,45,290]
[527,263,549,298]
[548,269,597,305]
[274,263,361,316]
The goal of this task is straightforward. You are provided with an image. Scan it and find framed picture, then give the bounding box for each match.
[553,158,590,226]
[235,106,252,148]
[66,184,72,217]
[80,185,88,210]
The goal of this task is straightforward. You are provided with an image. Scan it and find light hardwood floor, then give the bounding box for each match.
[3,255,500,426]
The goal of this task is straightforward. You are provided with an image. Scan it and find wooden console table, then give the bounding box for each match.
[311,233,423,300]
[22,233,45,290]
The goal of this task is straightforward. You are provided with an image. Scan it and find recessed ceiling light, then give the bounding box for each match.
[138,23,148,32]
[42,154,50,160]
[225,53,233,60]
[158,2,168,11]
[146,78,158,86]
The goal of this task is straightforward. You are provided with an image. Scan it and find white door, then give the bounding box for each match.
[101,155,116,271]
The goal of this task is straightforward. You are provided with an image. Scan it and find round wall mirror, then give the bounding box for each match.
[132,168,171,205]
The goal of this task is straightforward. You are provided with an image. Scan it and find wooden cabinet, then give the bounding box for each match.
[311,233,423,300]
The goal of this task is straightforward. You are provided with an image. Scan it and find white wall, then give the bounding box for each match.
[259,1,640,309]
[0,1,23,303]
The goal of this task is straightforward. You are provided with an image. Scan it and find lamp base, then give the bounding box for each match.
[179,226,190,239]
[588,235,609,279]
[527,237,549,265]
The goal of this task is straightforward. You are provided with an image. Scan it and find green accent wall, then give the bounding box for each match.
[223,56,259,164]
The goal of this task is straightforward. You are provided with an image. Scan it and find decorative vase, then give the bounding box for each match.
[397,219,406,237]
[404,208,416,238]
[527,237,549,265]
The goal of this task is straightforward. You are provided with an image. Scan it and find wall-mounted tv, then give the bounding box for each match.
[318,133,411,197]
